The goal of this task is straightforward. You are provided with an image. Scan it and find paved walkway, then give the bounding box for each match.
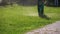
[26,21,60,34]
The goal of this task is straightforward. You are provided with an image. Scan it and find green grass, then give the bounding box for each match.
[0,5,60,34]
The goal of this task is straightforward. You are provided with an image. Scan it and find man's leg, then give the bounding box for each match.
[38,3,44,16]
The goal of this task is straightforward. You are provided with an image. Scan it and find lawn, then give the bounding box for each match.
[0,5,60,34]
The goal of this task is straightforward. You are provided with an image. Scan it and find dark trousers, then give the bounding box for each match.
[38,2,44,16]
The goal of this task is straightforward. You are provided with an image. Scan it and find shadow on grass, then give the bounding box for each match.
[39,14,50,20]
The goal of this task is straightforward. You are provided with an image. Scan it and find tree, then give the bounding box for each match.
[0,0,8,6]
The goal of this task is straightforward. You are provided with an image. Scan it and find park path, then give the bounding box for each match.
[26,21,60,34]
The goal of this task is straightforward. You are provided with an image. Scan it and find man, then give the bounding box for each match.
[38,0,45,17]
